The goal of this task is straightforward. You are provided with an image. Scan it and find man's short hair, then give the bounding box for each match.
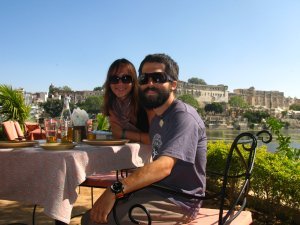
[138,53,179,81]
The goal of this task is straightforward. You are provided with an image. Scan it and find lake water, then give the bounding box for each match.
[206,129,300,152]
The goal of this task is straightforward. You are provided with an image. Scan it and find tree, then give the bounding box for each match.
[228,96,249,108]
[0,84,31,127]
[177,94,200,111]
[204,102,224,114]
[49,84,59,96]
[61,86,72,92]
[243,110,270,124]
[93,86,104,91]
[289,104,300,111]
[42,99,63,118]
[281,111,288,118]
[188,77,207,85]
[76,96,103,116]
[49,84,72,96]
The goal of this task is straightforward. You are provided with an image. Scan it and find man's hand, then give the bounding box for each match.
[90,188,116,224]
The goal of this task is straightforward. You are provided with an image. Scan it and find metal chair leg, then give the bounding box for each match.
[91,187,94,207]
[32,204,37,225]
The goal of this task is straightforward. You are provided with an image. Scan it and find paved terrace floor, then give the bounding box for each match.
[0,187,104,225]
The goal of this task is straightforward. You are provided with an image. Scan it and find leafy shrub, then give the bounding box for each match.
[207,139,300,222]
[207,140,252,202]
[252,147,300,209]
[207,141,229,173]
[267,117,300,160]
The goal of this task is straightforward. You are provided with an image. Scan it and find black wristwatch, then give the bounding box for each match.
[110,181,124,199]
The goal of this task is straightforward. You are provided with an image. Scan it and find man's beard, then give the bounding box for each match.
[139,87,171,109]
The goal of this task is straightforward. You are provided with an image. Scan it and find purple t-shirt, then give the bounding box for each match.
[149,99,207,217]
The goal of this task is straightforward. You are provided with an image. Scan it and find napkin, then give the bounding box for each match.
[71,107,89,126]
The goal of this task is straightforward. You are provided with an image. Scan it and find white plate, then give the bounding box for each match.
[82,139,129,146]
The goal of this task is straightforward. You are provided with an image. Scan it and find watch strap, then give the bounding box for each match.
[115,191,125,199]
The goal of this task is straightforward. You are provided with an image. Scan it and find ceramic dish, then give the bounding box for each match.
[40,142,77,150]
[0,141,37,148]
[82,139,129,146]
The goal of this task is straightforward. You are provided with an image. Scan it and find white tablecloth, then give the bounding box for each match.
[0,143,152,223]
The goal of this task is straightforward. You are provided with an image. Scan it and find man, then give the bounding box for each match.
[81,53,207,224]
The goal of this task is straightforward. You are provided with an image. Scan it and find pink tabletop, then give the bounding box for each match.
[0,143,152,224]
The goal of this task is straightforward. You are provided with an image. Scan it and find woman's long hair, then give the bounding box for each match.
[103,58,139,118]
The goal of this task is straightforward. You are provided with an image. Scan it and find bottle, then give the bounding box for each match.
[60,96,73,143]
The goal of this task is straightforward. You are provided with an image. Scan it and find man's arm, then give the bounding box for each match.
[90,155,177,223]
[122,155,177,193]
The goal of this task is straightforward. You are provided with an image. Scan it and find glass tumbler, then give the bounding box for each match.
[44,119,58,143]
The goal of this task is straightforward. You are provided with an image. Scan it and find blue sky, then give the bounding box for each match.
[1,0,299,98]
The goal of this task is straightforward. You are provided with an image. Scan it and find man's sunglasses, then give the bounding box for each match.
[138,72,174,85]
[109,75,133,84]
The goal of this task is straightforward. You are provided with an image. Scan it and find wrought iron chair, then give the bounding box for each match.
[70,169,134,220]
[79,171,125,207]
[112,130,272,225]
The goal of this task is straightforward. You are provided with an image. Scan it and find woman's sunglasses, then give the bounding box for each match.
[138,72,174,85]
[109,75,133,84]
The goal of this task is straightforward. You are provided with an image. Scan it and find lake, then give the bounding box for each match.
[206,128,300,152]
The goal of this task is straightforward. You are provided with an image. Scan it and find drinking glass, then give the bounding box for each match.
[44,119,58,143]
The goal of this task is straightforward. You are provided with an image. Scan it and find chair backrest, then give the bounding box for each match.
[14,121,25,138]
[215,131,270,225]
[2,121,19,140]
[2,120,26,141]
[25,122,36,132]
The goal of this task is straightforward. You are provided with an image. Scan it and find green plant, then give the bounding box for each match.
[207,140,251,203]
[76,96,103,115]
[208,140,300,223]
[267,117,300,160]
[42,99,63,118]
[252,148,300,208]
[177,94,200,112]
[251,147,300,223]
[96,113,109,131]
[243,110,270,124]
[0,84,30,129]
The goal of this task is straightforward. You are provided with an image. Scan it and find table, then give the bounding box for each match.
[0,143,152,224]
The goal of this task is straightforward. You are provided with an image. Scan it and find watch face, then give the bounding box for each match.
[111,181,123,193]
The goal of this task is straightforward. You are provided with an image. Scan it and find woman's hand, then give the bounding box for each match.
[110,121,123,138]
[90,188,116,224]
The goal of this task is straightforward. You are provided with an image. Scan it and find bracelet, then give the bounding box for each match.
[121,129,126,139]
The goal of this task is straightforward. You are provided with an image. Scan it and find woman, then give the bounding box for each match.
[103,58,153,144]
